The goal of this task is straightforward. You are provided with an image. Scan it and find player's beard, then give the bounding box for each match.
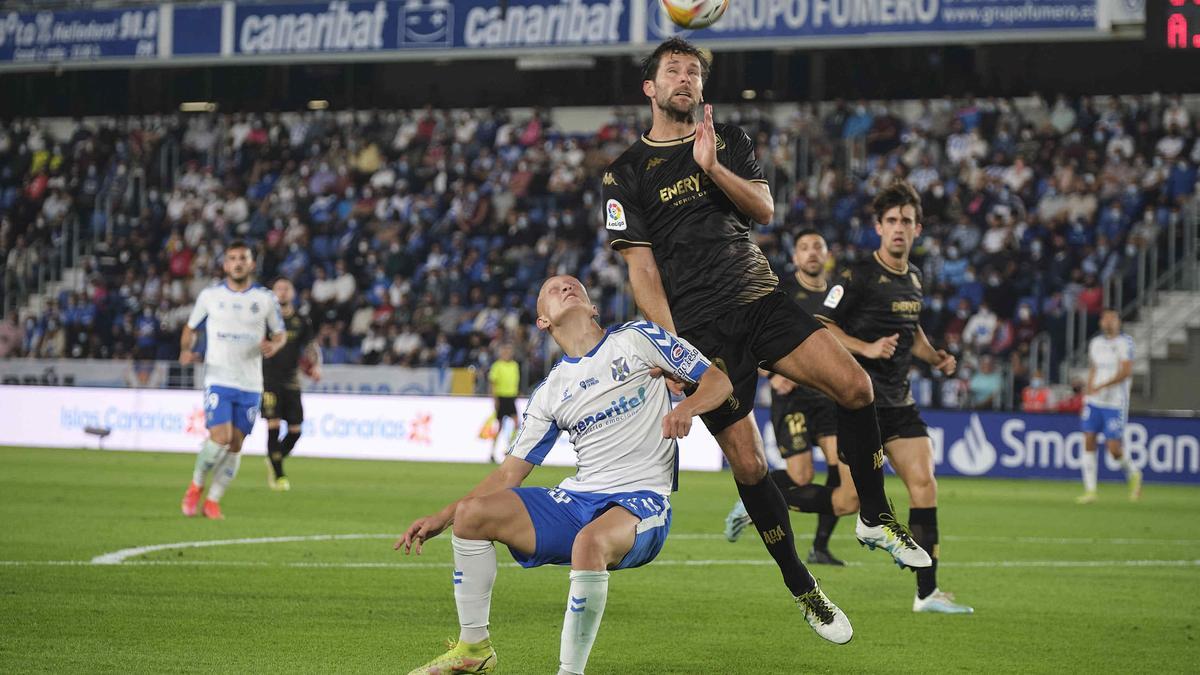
[657,91,697,125]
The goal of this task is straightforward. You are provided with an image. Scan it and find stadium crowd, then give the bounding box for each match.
[1,94,1197,409]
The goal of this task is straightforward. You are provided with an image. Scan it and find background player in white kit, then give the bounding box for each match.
[398,276,852,675]
[179,241,286,519]
[1077,309,1142,504]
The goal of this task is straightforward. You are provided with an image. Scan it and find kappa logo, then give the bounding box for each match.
[646,157,666,170]
[602,171,618,186]
[561,387,573,402]
[605,199,626,231]
[823,285,845,309]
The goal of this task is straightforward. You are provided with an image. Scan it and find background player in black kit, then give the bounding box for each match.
[724,231,852,566]
[816,181,974,614]
[262,278,321,491]
[604,37,930,637]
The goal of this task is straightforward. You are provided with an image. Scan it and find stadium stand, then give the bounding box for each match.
[1,95,1197,409]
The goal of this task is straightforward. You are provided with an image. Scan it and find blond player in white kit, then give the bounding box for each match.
[1077,309,1142,504]
[179,241,286,519]
[398,276,853,675]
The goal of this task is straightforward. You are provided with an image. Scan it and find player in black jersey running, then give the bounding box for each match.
[724,231,858,566]
[262,278,320,491]
[604,37,930,631]
[816,181,973,614]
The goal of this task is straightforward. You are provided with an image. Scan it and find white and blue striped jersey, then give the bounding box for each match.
[186,282,285,393]
[1085,333,1134,410]
[508,321,711,497]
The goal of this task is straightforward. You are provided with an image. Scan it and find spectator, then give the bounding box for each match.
[969,355,1004,409]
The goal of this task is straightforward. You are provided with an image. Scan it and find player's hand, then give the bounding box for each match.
[179,351,197,365]
[308,365,322,382]
[769,374,796,396]
[661,406,693,439]
[693,104,717,173]
[648,367,687,397]
[864,334,900,360]
[395,513,450,556]
[260,339,281,358]
[933,349,957,375]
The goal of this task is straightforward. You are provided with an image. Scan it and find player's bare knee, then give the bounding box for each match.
[787,463,813,486]
[452,498,487,539]
[832,369,873,409]
[570,530,609,570]
[910,475,937,505]
[729,453,767,484]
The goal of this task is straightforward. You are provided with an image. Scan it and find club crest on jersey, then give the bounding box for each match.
[611,357,630,382]
[580,377,599,390]
[250,302,260,314]
[714,133,726,151]
[824,285,845,309]
[605,199,626,231]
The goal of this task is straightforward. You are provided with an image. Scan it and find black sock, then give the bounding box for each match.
[825,462,841,489]
[909,507,939,599]
[836,403,891,525]
[813,514,838,551]
[281,431,302,456]
[267,430,285,478]
[736,475,815,596]
[768,469,834,514]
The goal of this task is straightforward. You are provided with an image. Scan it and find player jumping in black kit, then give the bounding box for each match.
[604,37,931,641]
[724,230,851,566]
[816,181,974,614]
[262,278,321,491]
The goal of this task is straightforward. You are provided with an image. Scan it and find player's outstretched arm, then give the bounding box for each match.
[913,325,955,375]
[619,246,678,334]
[695,104,774,224]
[395,455,534,555]
[661,366,732,439]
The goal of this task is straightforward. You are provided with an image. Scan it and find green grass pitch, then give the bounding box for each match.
[1,445,1197,673]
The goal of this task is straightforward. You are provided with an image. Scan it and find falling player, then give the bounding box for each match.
[605,36,929,617]
[262,278,320,491]
[816,181,973,614]
[1077,308,1141,503]
[180,241,285,519]
[725,230,853,566]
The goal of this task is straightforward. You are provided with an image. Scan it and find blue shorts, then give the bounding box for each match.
[1081,403,1126,441]
[508,487,671,570]
[204,385,261,435]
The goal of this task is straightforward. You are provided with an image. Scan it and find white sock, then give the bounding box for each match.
[1081,451,1098,493]
[206,451,241,502]
[192,439,228,487]
[452,535,497,644]
[1115,452,1135,477]
[559,570,609,675]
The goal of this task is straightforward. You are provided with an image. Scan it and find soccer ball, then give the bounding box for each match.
[659,0,728,30]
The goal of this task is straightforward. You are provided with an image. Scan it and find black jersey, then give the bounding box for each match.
[814,252,925,408]
[775,273,832,405]
[263,312,314,391]
[603,123,778,333]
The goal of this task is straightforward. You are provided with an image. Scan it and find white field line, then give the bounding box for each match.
[86,532,1200,566]
[3,559,1200,570]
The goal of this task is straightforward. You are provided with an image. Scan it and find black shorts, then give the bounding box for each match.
[496,396,518,419]
[771,393,837,459]
[681,290,825,435]
[262,388,304,424]
[877,405,928,443]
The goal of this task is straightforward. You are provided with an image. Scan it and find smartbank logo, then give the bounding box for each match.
[929,415,1200,477]
[573,385,648,436]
